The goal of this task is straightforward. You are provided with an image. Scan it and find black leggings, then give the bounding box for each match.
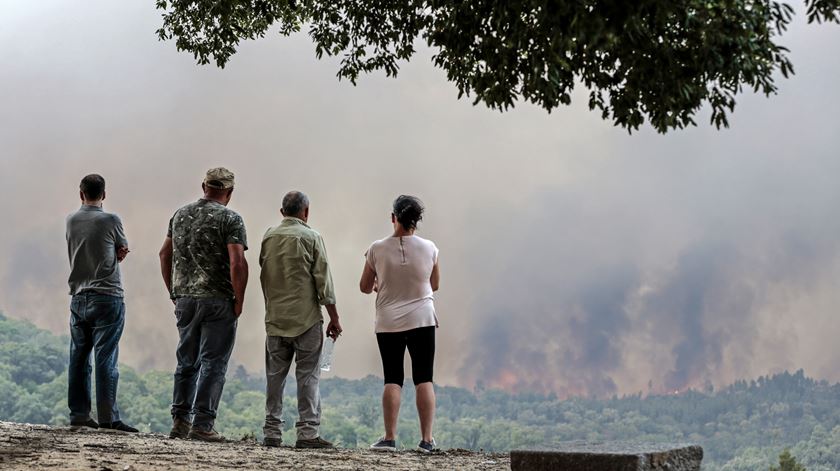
[376,326,435,387]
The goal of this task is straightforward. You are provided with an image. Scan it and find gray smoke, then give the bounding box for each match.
[1,1,840,396]
[462,185,840,395]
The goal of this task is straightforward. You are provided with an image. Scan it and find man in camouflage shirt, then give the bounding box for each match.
[159,167,249,442]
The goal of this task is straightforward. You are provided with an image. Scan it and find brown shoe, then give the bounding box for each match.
[295,437,334,449]
[264,436,283,447]
[188,427,226,442]
[169,417,191,439]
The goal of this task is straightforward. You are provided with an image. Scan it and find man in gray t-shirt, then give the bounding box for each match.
[67,201,128,297]
[65,174,137,433]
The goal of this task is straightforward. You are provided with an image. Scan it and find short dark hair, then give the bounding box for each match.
[282,191,309,217]
[204,185,233,199]
[80,174,106,201]
[393,195,424,231]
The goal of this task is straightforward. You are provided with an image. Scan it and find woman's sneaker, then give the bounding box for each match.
[370,438,397,452]
[417,438,437,453]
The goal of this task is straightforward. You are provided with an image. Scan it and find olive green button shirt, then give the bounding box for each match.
[259,217,336,337]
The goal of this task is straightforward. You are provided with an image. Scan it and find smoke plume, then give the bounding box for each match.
[1,1,840,396]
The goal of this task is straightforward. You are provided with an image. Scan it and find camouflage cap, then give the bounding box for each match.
[203,167,235,189]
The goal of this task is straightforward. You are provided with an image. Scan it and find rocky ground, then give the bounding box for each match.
[0,421,509,470]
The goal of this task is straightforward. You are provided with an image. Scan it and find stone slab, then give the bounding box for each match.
[510,442,703,471]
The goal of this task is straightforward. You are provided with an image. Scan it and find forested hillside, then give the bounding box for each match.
[1,312,839,470]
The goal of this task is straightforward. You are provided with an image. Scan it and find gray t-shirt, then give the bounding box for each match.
[66,205,128,297]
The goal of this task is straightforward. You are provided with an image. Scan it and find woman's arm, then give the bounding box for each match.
[360,262,377,294]
[430,261,440,292]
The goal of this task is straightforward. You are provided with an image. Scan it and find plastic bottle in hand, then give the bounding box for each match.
[320,337,335,372]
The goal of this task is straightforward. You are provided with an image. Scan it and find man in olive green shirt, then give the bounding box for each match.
[260,191,342,449]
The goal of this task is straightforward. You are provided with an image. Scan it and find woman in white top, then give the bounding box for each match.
[360,195,440,453]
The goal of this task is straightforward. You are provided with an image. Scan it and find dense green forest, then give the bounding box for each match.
[1,312,839,470]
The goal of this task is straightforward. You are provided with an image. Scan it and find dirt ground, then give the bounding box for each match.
[0,421,510,470]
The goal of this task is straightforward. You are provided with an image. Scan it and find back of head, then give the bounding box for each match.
[393,195,424,231]
[282,191,310,218]
[204,186,233,200]
[80,174,105,201]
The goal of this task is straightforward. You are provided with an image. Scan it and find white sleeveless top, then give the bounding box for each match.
[365,235,438,333]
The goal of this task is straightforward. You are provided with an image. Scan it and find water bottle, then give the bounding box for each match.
[320,337,335,372]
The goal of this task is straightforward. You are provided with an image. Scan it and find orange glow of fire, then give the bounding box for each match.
[493,370,520,390]
[482,369,588,398]
[477,369,706,399]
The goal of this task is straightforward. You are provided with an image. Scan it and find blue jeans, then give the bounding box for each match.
[68,292,125,424]
[171,297,237,430]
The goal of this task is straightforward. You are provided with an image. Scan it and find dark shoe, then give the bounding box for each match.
[370,437,397,452]
[417,439,437,453]
[188,427,226,442]
[264,437,283,447]
[100,421,139,433]
[295,437,334,449]
[169,417,191,439]
[69,418,99,430]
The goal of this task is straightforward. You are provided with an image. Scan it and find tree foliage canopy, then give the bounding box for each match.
[155,1,839,133]
[770,449,808,471]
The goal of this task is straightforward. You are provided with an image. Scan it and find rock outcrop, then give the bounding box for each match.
[511,442,703,471]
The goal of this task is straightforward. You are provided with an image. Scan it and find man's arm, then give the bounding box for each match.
[228,243,248,317]
[114,216,130,262]
[313,236,342,340]
[159,237,174,303]
[117,246,130,262]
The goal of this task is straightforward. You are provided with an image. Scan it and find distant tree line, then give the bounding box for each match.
[1,312,839,470]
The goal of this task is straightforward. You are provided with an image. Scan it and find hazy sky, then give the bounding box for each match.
[1,1,839,396]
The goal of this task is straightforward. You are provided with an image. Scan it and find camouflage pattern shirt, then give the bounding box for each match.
[167,199,248,299]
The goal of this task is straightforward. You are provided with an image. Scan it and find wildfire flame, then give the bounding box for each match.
[476,369,706,399]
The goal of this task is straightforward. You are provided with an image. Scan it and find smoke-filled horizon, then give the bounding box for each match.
[2,1,839,397]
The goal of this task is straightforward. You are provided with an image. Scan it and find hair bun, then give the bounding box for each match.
[393,195,424,231]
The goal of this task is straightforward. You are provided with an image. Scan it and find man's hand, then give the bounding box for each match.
[324,304,342,340]
[234,298,244,318]
[326,318,343,341]
[117,246,130,262]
